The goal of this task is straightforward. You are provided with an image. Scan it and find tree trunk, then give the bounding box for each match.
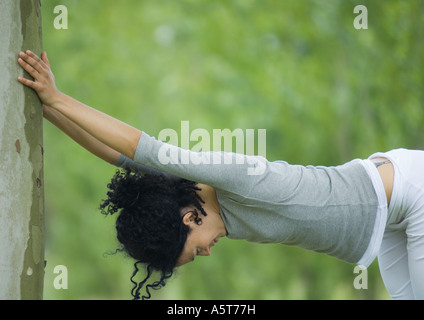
[0,0,44,300]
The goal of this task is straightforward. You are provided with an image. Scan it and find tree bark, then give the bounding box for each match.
[0,0,44,300]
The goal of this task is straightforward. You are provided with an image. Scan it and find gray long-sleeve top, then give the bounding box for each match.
[115,132,380,264]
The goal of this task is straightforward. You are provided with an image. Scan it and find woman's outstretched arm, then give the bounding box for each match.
[43,104,121,164]
[18,50,142,160]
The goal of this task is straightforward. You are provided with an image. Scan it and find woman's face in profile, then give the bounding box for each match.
[176,210,226,266]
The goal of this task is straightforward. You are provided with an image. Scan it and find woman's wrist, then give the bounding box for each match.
[49,90,66,110]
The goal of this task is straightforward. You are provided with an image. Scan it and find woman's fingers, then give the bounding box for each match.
[17,52,44,91]
[17,75,37,89]
[41,52,50,67]
[17,51,49,89]
[18,56,39,80]
[18,51,47,78]
[17,50,59,106]
[23,50,46,72]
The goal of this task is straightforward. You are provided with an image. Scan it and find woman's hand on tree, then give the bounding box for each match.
[18,50,60,107]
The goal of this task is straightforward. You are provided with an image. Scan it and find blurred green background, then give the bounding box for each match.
[40,0,423,299]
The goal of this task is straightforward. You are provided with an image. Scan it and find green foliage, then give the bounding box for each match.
[40,0,423,299]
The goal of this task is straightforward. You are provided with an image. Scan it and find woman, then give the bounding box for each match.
[18,50,424,300]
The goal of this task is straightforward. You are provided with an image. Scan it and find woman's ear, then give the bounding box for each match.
[181,206,197,226]
[182,211,194,226]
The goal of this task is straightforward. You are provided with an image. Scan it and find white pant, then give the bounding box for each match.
[371,149,424,299]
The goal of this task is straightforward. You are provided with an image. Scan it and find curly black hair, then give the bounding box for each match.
[100,169,207,300]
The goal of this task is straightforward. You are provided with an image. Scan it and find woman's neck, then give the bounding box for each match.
[196,183,221,216]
